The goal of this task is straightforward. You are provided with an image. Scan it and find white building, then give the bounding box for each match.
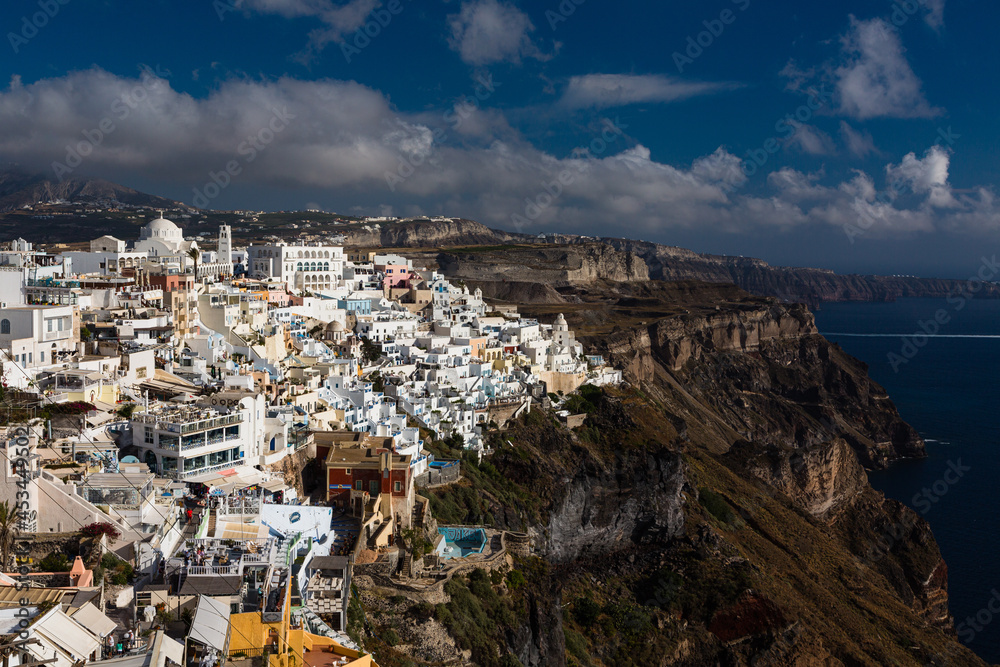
[247,242,346,291]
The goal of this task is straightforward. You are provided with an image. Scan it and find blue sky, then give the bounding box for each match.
[0,0,995,277]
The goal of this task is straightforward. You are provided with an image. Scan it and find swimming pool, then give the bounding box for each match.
[436,527,487,559]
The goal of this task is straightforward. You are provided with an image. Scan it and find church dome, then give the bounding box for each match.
[140,216,182,241]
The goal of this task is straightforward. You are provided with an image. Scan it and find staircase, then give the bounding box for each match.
[207,509,217,537]
[401,550,413,579]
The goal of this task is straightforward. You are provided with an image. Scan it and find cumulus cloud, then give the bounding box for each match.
[559,74,741,110]
[447,0,545,66]
[885,145,957,208]
[835,17,941,119]
[0,69,994,240]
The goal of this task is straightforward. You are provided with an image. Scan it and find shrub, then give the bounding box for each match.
[409,602,434,620]
[698,487,736,525]
[39,552,71,572]
[101,553,121,569]
[81,522,121,541]
[381,628,400,646]
[506,570,525,589]
[572,596,601,628]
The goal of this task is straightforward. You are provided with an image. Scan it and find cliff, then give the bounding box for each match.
[436,243,649,286]
[546,234,1000,304]
[339,218,520,248]
[379,289,981,667]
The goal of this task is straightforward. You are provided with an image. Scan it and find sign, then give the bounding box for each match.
[328,484,351,490]
[289,512,301,524]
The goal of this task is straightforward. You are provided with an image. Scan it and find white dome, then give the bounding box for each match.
[140,216,182,240]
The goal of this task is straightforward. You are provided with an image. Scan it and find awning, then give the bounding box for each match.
[188,596,230,652]
[262,480,288,493]
[68,601,117,638]
[86,411,115,427]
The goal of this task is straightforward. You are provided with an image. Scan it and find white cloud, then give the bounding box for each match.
[0,69,994,240]
[559,74,741,110]
[785,123,835,156]
[885,146,957,208]
[447,0,544,66]
[839,121,877,158]
[235,0,379,58]
[835,17,941,119]
[923,0,945,30]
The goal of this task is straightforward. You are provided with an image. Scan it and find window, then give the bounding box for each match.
[393,481,402,493]
[46,319,53,333]
[39,351,44,363]
[344,468,351,475]
[369,480,379,495]
[355,480,363,491]
[144,428,154,445]
[0,319,7,335]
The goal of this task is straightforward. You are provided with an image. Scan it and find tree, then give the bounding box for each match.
[0,501,21,571]
[360,337,381,364]
[116,404,137,419]
[186,247,201,281]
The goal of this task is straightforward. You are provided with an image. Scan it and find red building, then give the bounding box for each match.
[324,446,411,507]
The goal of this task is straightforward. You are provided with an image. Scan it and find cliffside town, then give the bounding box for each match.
[0,207,987,666]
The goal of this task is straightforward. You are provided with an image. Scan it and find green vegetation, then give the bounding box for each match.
[698,487,737,525]
[346,585,365,647]
[39,552,72,572]
[101,553,134,585]
[435,569,521,667]
[562,384,604,415]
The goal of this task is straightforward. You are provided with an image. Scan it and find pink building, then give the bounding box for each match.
[378,264,410,289]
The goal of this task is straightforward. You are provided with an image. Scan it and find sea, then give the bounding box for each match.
[813,298,1000,663]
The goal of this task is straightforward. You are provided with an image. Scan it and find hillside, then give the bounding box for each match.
[0,169,183,212]
[355,285,982,666]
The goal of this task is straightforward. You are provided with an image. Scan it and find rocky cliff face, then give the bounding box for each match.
[339,218,518,248]
[540,449,686,563]
[600,303,924,469]
[437,243,649,285]
[549,234,1000,304]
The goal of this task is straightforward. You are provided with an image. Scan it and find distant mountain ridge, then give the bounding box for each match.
[0,169,182,212]
[0,169,994,304]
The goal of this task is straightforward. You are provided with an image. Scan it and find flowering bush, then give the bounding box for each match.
[81,522,121,541]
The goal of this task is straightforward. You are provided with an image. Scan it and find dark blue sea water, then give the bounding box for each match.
[814,298,1000,662]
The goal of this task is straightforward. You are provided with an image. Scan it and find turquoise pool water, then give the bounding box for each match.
[436,527,487,559]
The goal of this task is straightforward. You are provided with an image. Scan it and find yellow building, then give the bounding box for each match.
[226,577,377,667]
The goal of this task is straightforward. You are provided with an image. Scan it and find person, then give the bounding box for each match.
[186,508,193,523]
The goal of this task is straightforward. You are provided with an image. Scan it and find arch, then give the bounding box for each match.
[297,250,303,258]
[296,263,302,271]
[322,262,329,271]
[144,450,158,470]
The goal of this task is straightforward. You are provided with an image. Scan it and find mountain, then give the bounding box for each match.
[0,168,183,212]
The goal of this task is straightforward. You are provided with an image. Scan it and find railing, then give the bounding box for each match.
[186,565,239,576]
[167,459,243,480]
